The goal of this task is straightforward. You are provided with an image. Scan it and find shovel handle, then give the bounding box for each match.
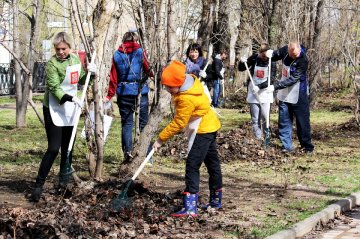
[244,61,261,103]
[131,148,155,181]
[67,50,97,152]
[266,56,271,128]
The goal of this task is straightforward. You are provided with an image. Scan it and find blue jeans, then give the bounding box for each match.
[117,94,149,154]
[212,79,221,107]
[278,91,314,152]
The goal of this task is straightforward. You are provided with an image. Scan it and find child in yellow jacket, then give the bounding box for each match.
[153,60,223,217]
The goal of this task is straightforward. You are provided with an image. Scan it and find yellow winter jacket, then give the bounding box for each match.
[159,76,221,142]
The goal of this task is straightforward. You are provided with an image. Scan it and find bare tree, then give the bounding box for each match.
[1,0,43,127]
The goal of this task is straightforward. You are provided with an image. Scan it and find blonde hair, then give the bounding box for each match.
[52,32,72,48]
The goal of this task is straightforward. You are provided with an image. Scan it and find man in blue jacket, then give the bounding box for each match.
[258,41,314,153]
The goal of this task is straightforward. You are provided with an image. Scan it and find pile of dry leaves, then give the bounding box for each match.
[0,182,247,239]
[158,123,286,164]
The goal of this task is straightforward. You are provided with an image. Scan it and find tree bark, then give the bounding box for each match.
[309,0,325,107]
[198,0,216,54]
[167,0,178,60]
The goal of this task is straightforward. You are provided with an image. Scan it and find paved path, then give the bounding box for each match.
[305,207,360,239]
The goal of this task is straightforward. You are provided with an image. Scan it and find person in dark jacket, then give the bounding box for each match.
[184,43,207,78]
[238,43,276,139]
[258,40,314,153]
[206,49,228,107]
[105,31,153,160]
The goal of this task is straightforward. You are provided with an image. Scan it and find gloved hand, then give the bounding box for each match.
[87,63,97,73]
[252,85,260,94]
[199,70,207,79]
[220,79,225,85]
[152,139,163,152]
[240,56,248,63]
[265,85,275,93]
[265,50,274,58]
[72,96,83,108]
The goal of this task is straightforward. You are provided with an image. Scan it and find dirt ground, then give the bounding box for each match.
[0,89,359,239]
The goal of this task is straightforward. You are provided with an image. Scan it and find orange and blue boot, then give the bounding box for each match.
[171,192,198,217]
[202,188,222,209]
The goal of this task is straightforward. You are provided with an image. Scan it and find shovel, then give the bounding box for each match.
[59,50,97,186]
[263,56,272,147]
[111,148,155,212]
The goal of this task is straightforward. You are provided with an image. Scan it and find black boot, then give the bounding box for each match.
[29,186,43,202]
[59,163,74,188]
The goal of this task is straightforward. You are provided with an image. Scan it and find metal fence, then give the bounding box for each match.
[0,61,46,95]
[0,63,15,95]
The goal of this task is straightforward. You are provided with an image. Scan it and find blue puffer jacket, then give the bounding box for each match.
[110,41,149,96]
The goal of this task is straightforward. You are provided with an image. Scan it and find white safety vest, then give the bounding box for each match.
[247,65,273,104]
[49,64,81,126]
[277,60,300,104]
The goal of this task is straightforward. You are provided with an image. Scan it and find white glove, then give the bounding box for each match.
[220,79,225,85]
[87,63,97,73]
[72,96,83,108]
[199,70,207,78]
[265,50,274,58]
[240,56,247,63]
[252,85,260,94]
[265,85,275,93]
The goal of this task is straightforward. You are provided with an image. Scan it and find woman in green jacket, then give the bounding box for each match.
[29,32,96,202]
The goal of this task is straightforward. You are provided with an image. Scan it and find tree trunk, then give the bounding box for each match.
[167,0,178,60]
[198,0,216,55]
[309,0,324,107]
[13,0,26,128]
[228,0,241,78]
[91,0,121,180]
[70,0,121,180]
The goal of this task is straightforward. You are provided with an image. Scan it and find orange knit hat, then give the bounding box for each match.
[161,60,186,87]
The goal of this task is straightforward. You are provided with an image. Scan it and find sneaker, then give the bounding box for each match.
[304,150,314,155]
[281,148,293,154]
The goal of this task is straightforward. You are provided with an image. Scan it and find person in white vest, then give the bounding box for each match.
[29,32,96,202]
[238,43,276,140]
[258,40,314,153]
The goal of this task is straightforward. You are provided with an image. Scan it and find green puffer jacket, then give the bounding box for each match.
[43,53,86,108]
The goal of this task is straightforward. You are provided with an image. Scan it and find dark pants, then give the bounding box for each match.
[35,106,74,187]
[278,91,314,151]
[117,94,149,154]
[185,132,222,193]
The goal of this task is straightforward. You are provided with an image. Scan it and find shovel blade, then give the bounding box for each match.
[263,128,271,147]
[110,180,134,212]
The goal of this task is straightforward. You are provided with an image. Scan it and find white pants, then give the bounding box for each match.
[249,103,271,139]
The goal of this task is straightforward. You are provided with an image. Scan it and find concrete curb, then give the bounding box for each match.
[266,192,360,239]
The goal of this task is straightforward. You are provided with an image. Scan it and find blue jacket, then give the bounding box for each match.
[109,41,149,97]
